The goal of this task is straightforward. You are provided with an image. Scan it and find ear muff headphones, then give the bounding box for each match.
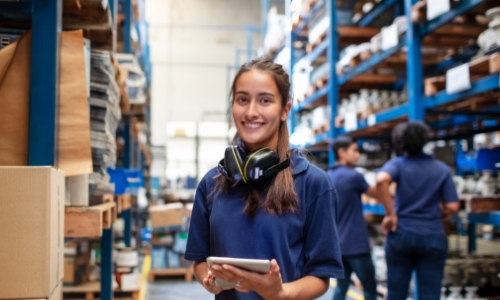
[218,146,290,184]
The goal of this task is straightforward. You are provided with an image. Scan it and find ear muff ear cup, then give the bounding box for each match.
[243,148,280,182]
[223,145,247,183]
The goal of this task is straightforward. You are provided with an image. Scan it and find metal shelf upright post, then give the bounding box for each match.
[404,0,424,121]
[28,0,62,167]
[122,0,133,249]
[327,0,339,165]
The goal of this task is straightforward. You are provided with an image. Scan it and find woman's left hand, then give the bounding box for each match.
[209,259,287,300]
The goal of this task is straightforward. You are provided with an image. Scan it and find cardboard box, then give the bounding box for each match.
[65,174,89,206]
[149,203,184,229]
[184,203,193,218]
[28,281,62,300]
[0,167,65,299]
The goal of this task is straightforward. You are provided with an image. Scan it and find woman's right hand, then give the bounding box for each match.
[202,271,225,295]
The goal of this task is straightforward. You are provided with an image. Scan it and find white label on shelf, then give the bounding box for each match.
[344,112,358,132]
[381,23,398,51]
[367,114,376,127]
[427,0,450,21]
[446,63,471,94]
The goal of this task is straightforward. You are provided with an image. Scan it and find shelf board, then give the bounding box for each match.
[419,0,485,36]
[336,103,409,136]
[65,201,117,238]
[424,74,500,108]
[461,194,500,213]
[338,39,405,85]
[63,0,112,30]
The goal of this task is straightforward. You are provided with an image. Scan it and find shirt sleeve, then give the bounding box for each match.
[302,188,344,279]
[355,172,370,194]
[380,158,400,182]
[441,172,459,203]
[185,179,211,262]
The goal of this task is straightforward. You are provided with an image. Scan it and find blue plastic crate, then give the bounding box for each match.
[108,168,144,195]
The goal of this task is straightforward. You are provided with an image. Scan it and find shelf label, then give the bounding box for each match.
[427,0,450,21]
[381,23,398,51]
[446,63,471,94]
[344,112,358,132]
[367,114,376,127]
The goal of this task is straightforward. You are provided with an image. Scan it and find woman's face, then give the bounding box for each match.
[232,69,291,152]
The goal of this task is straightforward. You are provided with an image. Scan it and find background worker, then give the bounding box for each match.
[376,121,460,300]
[328,136,379,300]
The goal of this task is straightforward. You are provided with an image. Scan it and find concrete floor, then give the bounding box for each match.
[145,280,339,300]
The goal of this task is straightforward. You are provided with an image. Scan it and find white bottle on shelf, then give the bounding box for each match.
[389,91,399,107]
[380,91,390,109]
[478,170,495,196]
[348,94,358,113]
[338,99,348,116]
[370,90,381,110]
[357,89,370,113]
[447,287,464,300]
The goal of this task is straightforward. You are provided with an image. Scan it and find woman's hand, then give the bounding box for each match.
[201,270,226,295]
[382,214,398,235]
[209,259,288,300]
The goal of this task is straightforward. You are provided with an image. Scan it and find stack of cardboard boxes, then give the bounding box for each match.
[0,167,65,300]
[149,203,193,270]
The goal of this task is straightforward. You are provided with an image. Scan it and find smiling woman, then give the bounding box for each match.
[184,57,344,300]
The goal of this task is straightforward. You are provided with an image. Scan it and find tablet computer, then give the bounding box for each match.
[206,257,271,288]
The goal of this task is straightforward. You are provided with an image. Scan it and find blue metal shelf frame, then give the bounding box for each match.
[419,0,485,36]
[326,0,338,165]
[424,74,500,108]
[28,0,62,166]
[356,0,400,27]
[338,39,405,85]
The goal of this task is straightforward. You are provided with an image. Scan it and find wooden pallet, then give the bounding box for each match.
[63,281,138,300]
[460,194,500,213]
[148,268,194,282]
[425,54,500,96]
[65,201,117,238]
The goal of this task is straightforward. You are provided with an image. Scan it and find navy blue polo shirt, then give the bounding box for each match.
[380,154,458,236]
[185,149,344,300]
[327,165,370,257]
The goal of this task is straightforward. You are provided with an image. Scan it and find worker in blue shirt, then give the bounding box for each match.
[376,121,460,300]
[185,57,344,300]
[327,136,379,300]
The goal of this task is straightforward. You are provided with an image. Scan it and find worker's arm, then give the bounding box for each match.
[194,261,224,295]
[376,171,397,234]
[441,202,460,220]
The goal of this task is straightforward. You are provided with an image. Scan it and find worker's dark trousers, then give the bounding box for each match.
[334,253,377,300]
[386,229,447,300]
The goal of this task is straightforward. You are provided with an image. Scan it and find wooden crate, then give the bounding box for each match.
[425,54,500,96]
[65,201,117,238]
[63,281,138,300]
[148,268,194,283]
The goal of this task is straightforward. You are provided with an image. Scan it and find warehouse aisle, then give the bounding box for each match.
[145,280,341,300]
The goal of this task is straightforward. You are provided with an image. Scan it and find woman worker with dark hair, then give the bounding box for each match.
[376,121,460,300]
[185,57,344,300]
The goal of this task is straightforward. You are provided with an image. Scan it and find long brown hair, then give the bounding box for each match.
[210,57,298,217]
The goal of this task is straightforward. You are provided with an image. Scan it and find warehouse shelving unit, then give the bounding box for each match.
[0,0,151,299]
[287,0,500,286]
